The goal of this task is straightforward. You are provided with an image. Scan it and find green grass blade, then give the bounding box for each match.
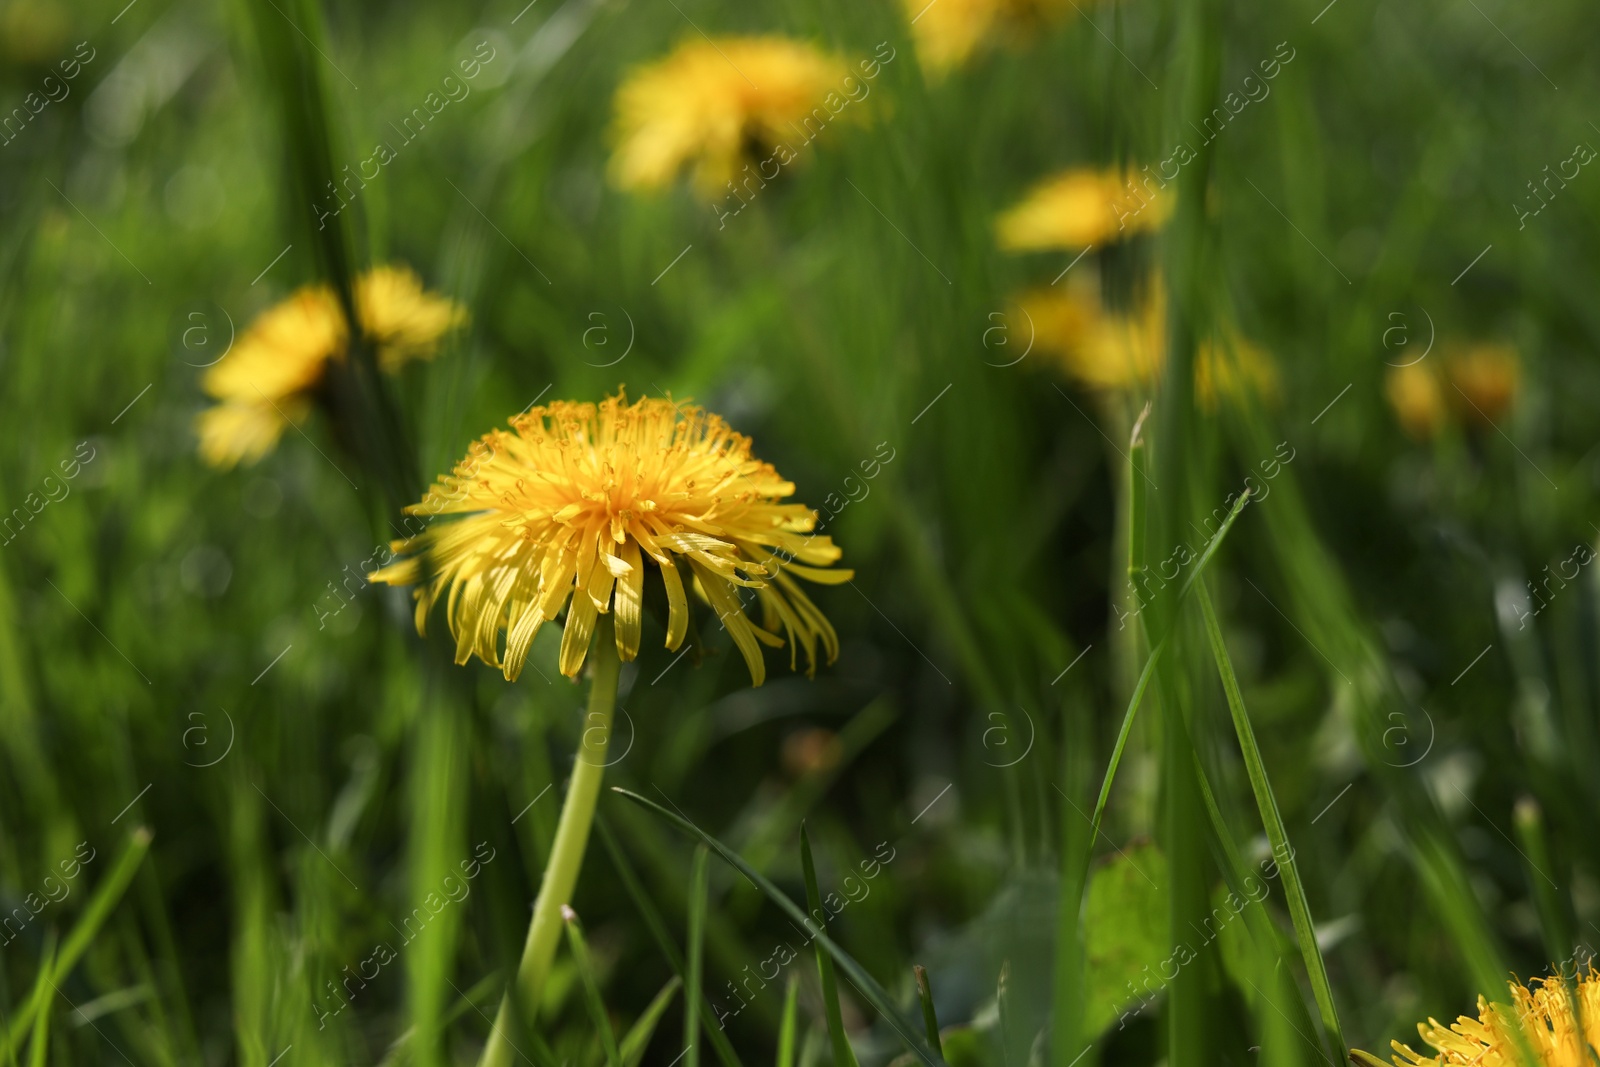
[1088,488,1253,843]
[24,934,55,1067]
[912,966,942,1059]
[801,825,857,1067]
[1196,583,1345,1059]
[611,789,942,1067]
[595,817,746,1067]
[996,962,1015,1067]
[686,844,711,1067]
[563,906,623,1067]
[621,979,683,1067]
[1127,405,1149,584]
[3,827,152,1057]
[777,973,800,1067]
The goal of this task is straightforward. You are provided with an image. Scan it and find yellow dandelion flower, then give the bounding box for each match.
[368,391,852,686]
[905,0,1079,75]
[1378,969,1600,1066]
[998,167,1171,253]
[196,266,466,469]
[611,37,850,193]
[1447,342,1520,427]
[1385,361,1447,440]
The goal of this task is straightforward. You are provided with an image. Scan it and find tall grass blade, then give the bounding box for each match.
[612,790,943,1067]
[1088,488,1252,843]
[621,979,683,1067]
[777,973,800,1067]
[1196,583,1345,1059]
[801,825,857,1067]
[912,966,942,1059]
[595,817,745,1067]
[24,934,55,1067]
[563,906,623,1067]
[686,844,711,1067]
[2,828,152,1056]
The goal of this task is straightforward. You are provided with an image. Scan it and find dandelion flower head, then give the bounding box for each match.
[369,391,852,686]
[611,36,850,193]
[1385,969,1600,1066]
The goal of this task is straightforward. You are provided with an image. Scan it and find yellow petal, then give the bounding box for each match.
[614,538,644,661]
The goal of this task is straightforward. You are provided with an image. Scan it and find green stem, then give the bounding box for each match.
[480,616,619,1067]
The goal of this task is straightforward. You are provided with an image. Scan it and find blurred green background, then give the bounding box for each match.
[3,0,1600,1063]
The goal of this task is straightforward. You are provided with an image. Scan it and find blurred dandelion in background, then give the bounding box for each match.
[196,265,464,467]
[610,37,851,192]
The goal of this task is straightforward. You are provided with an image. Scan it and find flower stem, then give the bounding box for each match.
[480,616,619,1067]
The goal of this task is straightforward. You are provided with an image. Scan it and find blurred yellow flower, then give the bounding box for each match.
[1447,342,1520,427]
[357,266,471,370]
[1385,361,1446,440]
[905,0,1077,75]
[998,167,1170,253]
[1016,280,1274,409]
[1038,284,1164,389]
[1383,970,1600,1066]
[369,391,851,685]
[196,266,465,469]
[611,37,849,192]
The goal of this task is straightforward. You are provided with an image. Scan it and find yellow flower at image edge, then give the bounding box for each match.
[1376,970,1600,1066]
[905,0,1080,74]
[369,392,852,686]
[196,266,466,469]
[610,37,850,192]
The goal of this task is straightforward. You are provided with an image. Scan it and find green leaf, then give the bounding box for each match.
[1081,843,1169,1036]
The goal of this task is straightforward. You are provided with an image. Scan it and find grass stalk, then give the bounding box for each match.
[801,825,857,1067]
[912,966,942,1059]
[564,906,623,1067]
[1196,582,1345,1059]
[686,844,711,1067]
[2,828,152,1057]
[777,973,800,1067]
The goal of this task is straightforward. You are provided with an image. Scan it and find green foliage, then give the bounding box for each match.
[1081,843,1167,1038]
[3,0,1597,1063]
